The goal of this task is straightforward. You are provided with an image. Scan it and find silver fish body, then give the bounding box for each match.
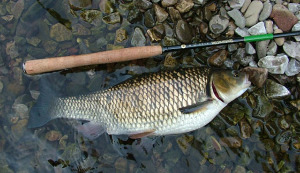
[29,67,251,138]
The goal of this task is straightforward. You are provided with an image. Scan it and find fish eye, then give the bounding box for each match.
[232,70,239,77]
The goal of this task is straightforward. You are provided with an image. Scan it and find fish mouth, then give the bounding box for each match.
[244,74,252,88]
[212,81,224,103]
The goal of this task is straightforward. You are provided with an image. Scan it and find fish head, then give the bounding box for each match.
[211,69,251,104]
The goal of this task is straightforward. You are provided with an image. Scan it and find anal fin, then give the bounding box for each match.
[129,130,155,139]
[75,122,106,140]
[179,99,214,114]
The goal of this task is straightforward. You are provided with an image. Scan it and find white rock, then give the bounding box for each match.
[228,0,245,9]
[235,27,250,37]
[267,41,277,56]
[283,41,300,61]
[292,22,300,41]
[245,42,256,55]
[248,22,267,35]
[258,54,289,74]
[288,3,300,13]
[285,59,300,76]
[265,79,291,99]
[227,9,246,28]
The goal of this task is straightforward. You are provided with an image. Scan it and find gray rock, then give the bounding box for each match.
[259,1,272,21]
[244,1,263,27]
[248,22,267,35]
[240,55,254,66]
[102,12,121,24]
[265,79,291,99]
[227,9,246,28]
[50,23,72,42]
[235,27,250,37]
[12,0,24,19]
[228,0,245,9]
[288,3,300,13]
[283,41,300,61]
[228,44,238,52]
[233,165,246,173]
[285,59,300,76]
[209,15,229,34]
[42,40,58,54]
[249,60,258,67]
[256,40,270,59]
[245,43,256,55]
[224,59,234,68]
[131,27,146,47]
[175,20,193,44]
[72,24,91,35]
[258,54,289,74]
[267,41,277,56]
[136,0,153,10]
[232,48,246,62]
[292,22,300,41]
[241,0,251,13]
[162,0,178,7]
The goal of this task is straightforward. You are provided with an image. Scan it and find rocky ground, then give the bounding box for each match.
[0,0,299,173]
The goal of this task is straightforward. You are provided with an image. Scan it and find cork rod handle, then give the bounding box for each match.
[23,46,163,75]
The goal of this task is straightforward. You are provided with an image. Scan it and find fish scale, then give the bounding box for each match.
[53,67,210,135]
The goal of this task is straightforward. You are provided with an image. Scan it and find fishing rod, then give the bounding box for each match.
[23,31,300,75]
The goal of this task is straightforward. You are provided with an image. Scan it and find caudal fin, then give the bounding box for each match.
[28,77,60,128]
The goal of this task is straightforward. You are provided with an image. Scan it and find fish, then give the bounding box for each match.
[28,67,251,139]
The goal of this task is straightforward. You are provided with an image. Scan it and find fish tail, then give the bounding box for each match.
[28,78,60,128]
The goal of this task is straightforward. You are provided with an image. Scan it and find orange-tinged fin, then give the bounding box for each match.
[129,130,155,139]
[179,99,213,114]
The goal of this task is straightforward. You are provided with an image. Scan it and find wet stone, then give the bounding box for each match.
[115,28,128,43]
[11,119,28,140]
[72,24,91,35]
[176,134,194,155]
[102,12,121,24]
[265,79,291,99]
[259,139,275,151]
[270,4,298,32]
[26,37,41,47]
[175,20,193,43]
[245,43,256,55]
[147,29,161,42]
[136,0,152,10]
[220,104,245,126]
[127,8,142,23]
[239,118,252,139]
[162,0,178,7]
[6,41,19,59]
[115,157,127,173]
[209,15,229,34]
[144,9,156,28]
[80,10,102,23]
[168,7,182,22]
[283,41,300,61]
[131,27,146,47]
[61,143,82,163]
[241,67,268,88]
[252,90,273,119]
[99,0,116,14]
[233,165,246,173]
[154,4,168,23]
[164,53,177,68]
[208,49,227,67]
[258,54,289,74]
[175,0,194,13]
[69,0,92,10]
[0,80,3,93]
[163,36,181,46]
[228,0,245,9]
[227,9,245,28]
[276,130,292,145]
[220,137,242,148]
[43,40,58,54]
[153,24,165,38]
[50,23,72,42]
[285,59,300,76]
[45,130,62,141]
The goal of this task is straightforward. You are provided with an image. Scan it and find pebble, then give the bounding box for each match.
[228,0,245,9]
[228,44,238,52]
[244,1,263,27]
[256,40,270,59]
[265,79,291,99]
[131,27,146,47]
[72,24,91,36]
[209,15,229,34]
[12,0,24,19]
[45,130,62,141]
[175,0,194,13]
[162,0,178,7]
[274,29,285,46]
[144,9,155,28]
[220,137,242,148]
[6,41,19,59]
[270,4,298,32]
[240,55,254,66]
[168,7,182,22]
[285,59,300,76]
[0,80,2,93]
[248,22,267,35]
[102,12,121,24]
[267,41,277,55]
[235,27,250,37]
[245,43,256,55]
[136,0,153,10]
[115,157,128,173]
[208,50,228,67]
[283,41,300,61]
[292,22,300,41]
[11,119,28,140]
[239,119,252,139]
[115,28,128,43]
[265,20,274,34]
[241,67,268,88]
[259,1,272,21]
[154,4,168,23]
[233,165,246,173]
[50,23,72,42]
[227,9,246,28]
[258,54,289,74]
[241,0,251,13]
[288,3,300,13]
[175,20,193,43]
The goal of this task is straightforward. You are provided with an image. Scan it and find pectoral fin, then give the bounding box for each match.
[129,130,156,139]
[179,99,214,114]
